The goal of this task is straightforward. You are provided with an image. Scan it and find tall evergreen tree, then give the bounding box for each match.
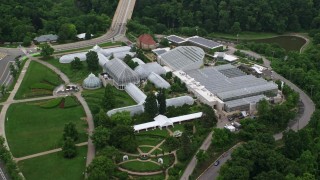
[63,122,79,141]
[102,84,116,111]
[86,51,99,71]
[62,137,77,158]
[157,89,166,114]
[144,93,158,117]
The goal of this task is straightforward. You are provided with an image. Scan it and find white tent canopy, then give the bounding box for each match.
[134,112,203,132]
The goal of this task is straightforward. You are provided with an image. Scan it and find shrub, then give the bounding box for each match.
[39,98,63,108]
[64,96,79,108]
[30,83,54,90]
[0,137,23,180]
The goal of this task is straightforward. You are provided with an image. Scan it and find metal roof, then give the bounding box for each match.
[125,83,146,104]
[187,36,222,49]
[159,46,204,71]
[224,95,266,109]
[34,34,58,42]
[104,58,140,86]
[186,65,278,101]
[134,62,166,79]
[166,35,186,44]
[166,96,194,107]
[147,72,170,89]
[107,104,144,117]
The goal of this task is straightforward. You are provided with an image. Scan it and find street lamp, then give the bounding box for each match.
[196,26,199,36]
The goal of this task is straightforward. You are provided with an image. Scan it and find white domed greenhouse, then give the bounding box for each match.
[83,73,101,89]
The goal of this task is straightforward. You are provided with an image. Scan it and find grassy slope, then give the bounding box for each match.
[120,161,161,172]
[18,146,87,180]
[82,87,136,114]
[14,61,62,99]
[45,58,102,84]
[208,31,278,40]
[6,101,87,157]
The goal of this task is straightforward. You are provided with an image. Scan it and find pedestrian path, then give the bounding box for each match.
[15,142,88,162]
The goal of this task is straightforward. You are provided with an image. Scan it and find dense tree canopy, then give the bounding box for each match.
[0,0,117,42]
[131,0,320,35]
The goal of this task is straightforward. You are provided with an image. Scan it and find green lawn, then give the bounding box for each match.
[137,128,169,138]
[208,31,278,40]
[120,161,161,172]
[45,58,101,84]
[151,155,173,166]
[6,101,87,157]
[82,87,136,114]
[15,61,62,99]
[133,174,165,180]
[139,146,154,153]
[170,124,185,132]
[136,135,164,146]
[19,146,87,180]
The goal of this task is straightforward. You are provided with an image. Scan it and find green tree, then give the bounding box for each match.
[0,85,6,97]
[85,32,92,40]
[110,125,137,153]
[313,33,320,44]
[160,38,170,47]
[212,128,232,150]
[70,57,83,70]
[102,84,116,111]
[144,93,158,117]
[157,89,166,114]
[63,122,79,141]
[179,133,192,161]
[297,150,317,174]
[58,23,77,41]
[196,150,208,163]
[87,156,116,180]
[91,126,110,149]
[94,109,112,127]
[164,137,179,153]
[219,165,250,180]
[40,43,54,58]
[9,63,18,79]
[86,51,99,71]
[62,137,77,158]
[231,22,241,34]
[110,111,132,125]
[22,36,32,47]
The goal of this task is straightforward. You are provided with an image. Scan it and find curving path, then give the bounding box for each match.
[195,45,315,180]
[32,58,95,166]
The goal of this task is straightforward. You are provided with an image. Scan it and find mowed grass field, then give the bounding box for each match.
[45,58,102,84]
[15,61,62,99]
[18,146,87,180]
[6,100,87,157]
[82,87,136,114]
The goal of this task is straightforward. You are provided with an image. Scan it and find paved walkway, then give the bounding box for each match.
[15,142,88,162]
[118,167,163,176]
[180,132,213,180]
[0,56,32,149]
[31,58,95,167]
[194,44,315,180]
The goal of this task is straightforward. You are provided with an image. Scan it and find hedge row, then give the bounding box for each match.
[39,98,63,108]
[30,83,54,90]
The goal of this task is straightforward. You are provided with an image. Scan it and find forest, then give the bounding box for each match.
[0,0,118,42]
[216,32,320,179]
[131,0,320,35]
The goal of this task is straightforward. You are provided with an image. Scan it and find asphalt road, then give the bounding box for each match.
[197,47,315,179]
[0,48,24,86]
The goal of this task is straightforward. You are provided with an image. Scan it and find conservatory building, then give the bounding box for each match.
[103,58,140,89]
[82,73,102,90]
